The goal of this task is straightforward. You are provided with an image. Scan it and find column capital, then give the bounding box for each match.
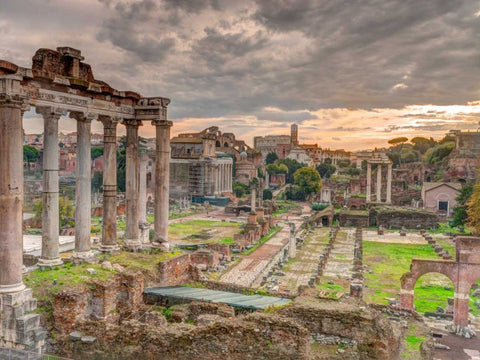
[69,111,97,123]
[35,106,68,119]
[0,75,27,108]
[151,119,173,127]
[123,118,143,127]
[98,114,121,126]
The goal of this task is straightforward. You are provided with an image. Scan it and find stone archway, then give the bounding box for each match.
[400,236,480,328]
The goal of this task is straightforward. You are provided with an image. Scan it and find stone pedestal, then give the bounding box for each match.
[152,120,172,250]
[0,289,46,353]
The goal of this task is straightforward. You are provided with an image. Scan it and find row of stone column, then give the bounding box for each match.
[31,108,173,267]
[366,162,392,203]
[215,163,232,194]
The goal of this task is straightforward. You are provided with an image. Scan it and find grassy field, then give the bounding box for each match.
[363,241,456,313]
[168,219,240,243]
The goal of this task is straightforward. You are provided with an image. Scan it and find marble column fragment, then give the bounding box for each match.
[71,112,95,261]
[366,162,371,202]
[124,120,142,250]
[152,120,173,249]
[99,116,119,252]
[37,106,66,266]
[138,153,150,245]
[0,76,26,293]
[376,164,382,202]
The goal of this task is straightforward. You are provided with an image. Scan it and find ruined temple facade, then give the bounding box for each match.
[0,47,172,352]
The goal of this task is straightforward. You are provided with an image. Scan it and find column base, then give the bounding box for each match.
[1,288,46,353]
[72,250,97,263]
[151,241,170,251]
[139,222,151,245]
[124,239,142,252]
[37,257,63,268]
[98,244,120,253]
[0,282,26,294]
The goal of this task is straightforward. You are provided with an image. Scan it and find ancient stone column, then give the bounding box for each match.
[124,119,142,250]
[0,76,26,293]
[99,116,119,252]
[376,164,382,202]
[71,112,95,261]
[152,120,172,249]
[366,162,371,202]
[386,163,392,204]
[37,106,66,267]
[251,187,256,212]
[138,153,150,244]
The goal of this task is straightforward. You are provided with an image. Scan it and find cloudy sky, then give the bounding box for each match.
[1,0,479,150]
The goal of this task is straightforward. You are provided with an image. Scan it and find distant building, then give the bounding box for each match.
[254,134,291,159]
[286,146,313,165]
[235,151,256,186]
[422,182,462,217]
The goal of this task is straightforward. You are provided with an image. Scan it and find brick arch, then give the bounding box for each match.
[400,260,457,293]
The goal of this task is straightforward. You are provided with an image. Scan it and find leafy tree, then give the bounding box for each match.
[439,134,456,144]
[266,163,288,175]
[263,188,273,200]
[337,159,351,168]
[294,167,322,198]
[324,158,332,165]
[92,171,103,192]
[34,196,75,228]
[23,145,40,165]
[285,185,306,201]
[451,183,474,228]
[411,137,436,154]
[91,146,104,160]
[265,152,278,165]
[233,181,249,197]
[388,137,408,147]
[425,143,454,164]
[278,158,303,183]
[466,181,480,234]
[316,162,336,179]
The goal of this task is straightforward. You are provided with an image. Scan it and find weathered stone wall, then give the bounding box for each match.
[376,208,437,229]
[338,211,369,227]
[157,254,200,286]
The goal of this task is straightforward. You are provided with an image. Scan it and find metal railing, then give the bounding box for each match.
[0,348,72,360]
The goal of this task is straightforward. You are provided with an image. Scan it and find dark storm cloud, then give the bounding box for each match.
[163,0,221,13]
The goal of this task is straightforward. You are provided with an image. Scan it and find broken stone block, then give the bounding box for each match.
[81,336,97,343]
[86,268,97,275]
[69,331,83,341]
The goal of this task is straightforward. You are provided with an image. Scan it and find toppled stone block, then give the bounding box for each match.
[81,336,97,343]
[70,331,83,341]
[86,268,97,275]
[101,261,113,270]
[434,343,450,350]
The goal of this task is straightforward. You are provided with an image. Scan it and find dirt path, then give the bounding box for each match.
[322,229,355,280]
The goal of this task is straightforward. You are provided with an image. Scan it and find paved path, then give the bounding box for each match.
[273,227,330,292]
[220,205,309,288]
[322,228,355,280]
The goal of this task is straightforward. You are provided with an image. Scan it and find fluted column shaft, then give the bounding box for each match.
[386,163,392,204]
[0,76,26,293]
[139,153,148,224]
[125,120,141,248]
[153,120,172,248]
[100,116,118,251]
[72,112,93,256]
[366,162,371,202]
[376,164,382,202]
[37,107,65,266]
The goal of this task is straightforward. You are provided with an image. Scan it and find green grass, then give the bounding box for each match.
[240,226,282,255]
[168,220,240,241]
[429,222,471,235]
[363,241,441,304]
[220,237,234,244]
[401,323,426,359]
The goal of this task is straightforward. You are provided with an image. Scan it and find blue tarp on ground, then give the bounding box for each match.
[144,286,291,310]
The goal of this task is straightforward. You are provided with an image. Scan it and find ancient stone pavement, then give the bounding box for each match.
[322,229,356,280]
[272,227,330,292]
